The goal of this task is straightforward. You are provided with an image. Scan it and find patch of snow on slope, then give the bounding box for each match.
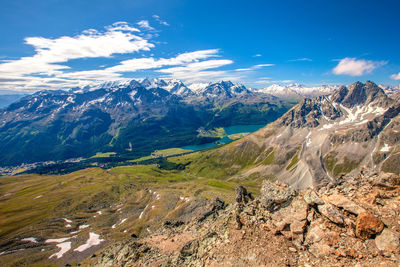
[21,237,38,243]
[73,233,104,252]
[49,242,71,259]
[380,143,391,152]
[139,204,149,219]
[79,225,90,230]
[305,131,312,147]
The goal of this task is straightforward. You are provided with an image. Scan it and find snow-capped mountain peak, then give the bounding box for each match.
[255,83,339,99]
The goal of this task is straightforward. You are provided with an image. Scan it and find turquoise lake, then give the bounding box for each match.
[180,124,265,151]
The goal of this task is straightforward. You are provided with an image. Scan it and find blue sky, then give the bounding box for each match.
[0,0,399,92]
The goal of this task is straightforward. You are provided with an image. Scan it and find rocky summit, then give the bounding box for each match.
[88,168,400,266]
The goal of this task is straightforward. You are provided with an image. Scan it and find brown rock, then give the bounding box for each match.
[292,233,304,249]
[355,212,384,239]
[317,203,344,224]
[307,209,315,222]
[375,229,400,253]
[367,190,380,205]
[290,220,307,235]
[258,180,295,211]
[324,231,340,247]
[305,221,325,244]
[374,172,400,189]
[281,230,292,240]
[291,199,308,221]
[304,190,324,205]
[324,194,366,215]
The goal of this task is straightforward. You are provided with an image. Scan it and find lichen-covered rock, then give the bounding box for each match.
[304,190,324,205]
[258,180,296,211]
[355,212,384,239]
[317,203,344,224]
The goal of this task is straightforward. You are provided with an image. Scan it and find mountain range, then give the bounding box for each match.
[255,83,339,100]
[0,79,290,166]
[1,80,400,266]
[187,81,400,189]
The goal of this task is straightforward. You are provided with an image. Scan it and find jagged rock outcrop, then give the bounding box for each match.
[258,180,296,211]
[90,169,400,266]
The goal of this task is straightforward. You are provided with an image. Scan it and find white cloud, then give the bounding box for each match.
[288,58,312,62]
[105,22,140,32]
[252,54,262,57]
[137,20,155,31]
[332,57,386,76]
[0,21,153,81]
[157,59,235,82]
[235,63,274,72]
[0,22,239,90]
[152,15,169,26]
[255,64,274,67]
[254,79,293,84]
[60,49,227,82]
[390,72,400,80]
[159,59,233,73]
[108,49,221,73]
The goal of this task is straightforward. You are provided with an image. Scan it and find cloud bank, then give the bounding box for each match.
[391,72,400,80]
[0,21,239,91]
[332,57,386,76]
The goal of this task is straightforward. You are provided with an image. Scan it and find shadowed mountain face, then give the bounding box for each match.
[0,79,290,166]
[187,81,400,190]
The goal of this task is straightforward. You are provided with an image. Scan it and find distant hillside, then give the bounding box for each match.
[0,79,292,166]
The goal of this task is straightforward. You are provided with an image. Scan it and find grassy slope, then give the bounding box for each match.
[0,160,262,266]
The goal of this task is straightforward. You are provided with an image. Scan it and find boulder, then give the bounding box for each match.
[290,219,307,235]
[305,220,339,257]
[258,180,296,211]
[291,198,308,221]
[304,190,324,206]
[375,229,400,253]
[374,172,400,189]
[317,203,344,224]
[355,212,384,239]
[323,194,366,215]
[236,186,253,204]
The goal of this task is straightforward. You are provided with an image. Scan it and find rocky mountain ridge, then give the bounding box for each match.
[90,169,400,266]
[188,81,400,190]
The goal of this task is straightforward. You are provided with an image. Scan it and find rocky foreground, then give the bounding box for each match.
[87,168,400,266]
